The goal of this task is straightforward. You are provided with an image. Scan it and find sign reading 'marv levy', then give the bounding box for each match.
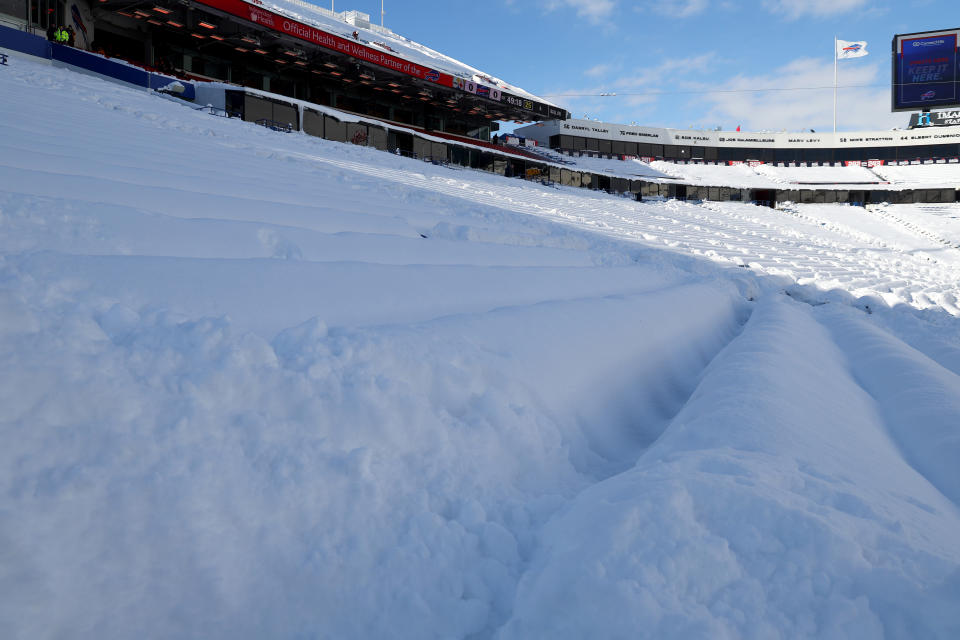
[893,29,960,112]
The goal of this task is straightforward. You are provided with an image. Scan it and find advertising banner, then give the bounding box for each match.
[909,109,960,127]
[196,0,453,87]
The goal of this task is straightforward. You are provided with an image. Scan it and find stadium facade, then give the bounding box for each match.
[2,2,958,206]
[0,0,567,140]
[514,118,960,166]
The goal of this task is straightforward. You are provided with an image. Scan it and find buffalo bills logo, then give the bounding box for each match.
[71,5,88,45]
[843,44,861,52]
[425,69,439,82]
[921,90,937,100]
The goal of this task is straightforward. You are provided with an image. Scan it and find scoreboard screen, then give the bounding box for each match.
[892,28,960,112]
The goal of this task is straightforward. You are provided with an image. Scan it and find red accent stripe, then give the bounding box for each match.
[192,0,454,88]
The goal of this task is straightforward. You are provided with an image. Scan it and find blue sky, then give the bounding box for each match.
[335,0,953,132]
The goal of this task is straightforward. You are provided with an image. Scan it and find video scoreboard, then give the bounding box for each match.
[892,28,960,112]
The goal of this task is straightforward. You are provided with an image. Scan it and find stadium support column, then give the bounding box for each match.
[833,35,838,134]
[144,31,154,68]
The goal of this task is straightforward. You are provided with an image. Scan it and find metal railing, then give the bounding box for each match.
[254,118,294,133]
[196,105,241,118]
[0,15,24,29]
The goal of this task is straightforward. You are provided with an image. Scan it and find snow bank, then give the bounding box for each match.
[1,54,959,639]
[502,296,960,639]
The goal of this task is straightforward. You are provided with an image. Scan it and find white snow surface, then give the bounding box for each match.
[2,57,960,639]
[646,159,960,189]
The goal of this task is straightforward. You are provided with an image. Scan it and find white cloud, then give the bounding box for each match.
[584,63,614,78]
[545,53,717,124]
[653,0,710,18]
[631,0,713,18]
[763,0,867,19]
[613,53,716,89]
[697,57,903,132]
[542,0,618,23]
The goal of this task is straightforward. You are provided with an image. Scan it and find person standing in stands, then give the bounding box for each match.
[67,26,76,47]
[46,22,57,41]
[54,26,69,44]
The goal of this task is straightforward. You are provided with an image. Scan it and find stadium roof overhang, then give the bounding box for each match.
[92,0,569,124]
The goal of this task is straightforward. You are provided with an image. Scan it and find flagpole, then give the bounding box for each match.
[833,36,838,134]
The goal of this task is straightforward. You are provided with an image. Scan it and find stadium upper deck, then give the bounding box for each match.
[0,0,567,138]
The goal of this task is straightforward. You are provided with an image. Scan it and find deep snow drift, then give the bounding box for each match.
[1,57,960,639]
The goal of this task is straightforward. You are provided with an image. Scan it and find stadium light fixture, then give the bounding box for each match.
[209,34,224,41]
[240,36,258,44]
[198,21,216,29]
[190,33,205,39]
[254,48,269,54]
[234,46,249,52]
[152,6,171,13]
[166,20,183,27]
[147,18,162,25]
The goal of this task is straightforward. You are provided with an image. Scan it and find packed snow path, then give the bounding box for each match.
[2,57,960,639]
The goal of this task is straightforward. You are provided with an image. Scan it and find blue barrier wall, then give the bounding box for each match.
[0,23,51,58]
[0,23,194,100]
[149,72,196,101]
[52,42,149,87]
